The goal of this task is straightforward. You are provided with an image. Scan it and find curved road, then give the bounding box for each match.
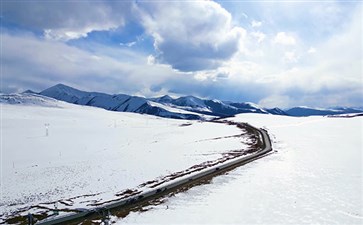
[36,122,272,225]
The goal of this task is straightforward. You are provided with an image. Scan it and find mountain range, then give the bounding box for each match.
[5,83,362,120]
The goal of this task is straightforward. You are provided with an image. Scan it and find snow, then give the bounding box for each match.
[0,97,252,221]
[118,113,362,224]
[2,93,361,224]
[38,84,295,118]
[148,101,213,119]
[0,93,63,108]
[150,95,175,103]
[117,96,146,112]
[174,96,207,108]
[245,101,267,111]
[286,106,363,116]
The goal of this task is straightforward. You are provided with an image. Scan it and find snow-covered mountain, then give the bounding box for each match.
[265,107,288,115]
[34,84,286,119]
[39,84,202,120]
[0,93,63,107]
[286,106,363,116]
[150,95,283,117]
[14,84,361,119]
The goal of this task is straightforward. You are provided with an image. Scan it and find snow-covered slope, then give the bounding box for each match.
[119,114,363,224]
[286,106,363,116]
[150,95,174,104]
[151,95,283,117]
[39,84,288,119]
[1,96,254,222]
[37,84,362,118]
[265,107,288,115]
[39,84,203,120]
[0,93,64,107]
[173,96,207,108]
[2,93,361,224]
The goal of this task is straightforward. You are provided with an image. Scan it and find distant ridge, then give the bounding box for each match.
[8,83,359,119]
[286,106,363,116]
[40,84,202,120]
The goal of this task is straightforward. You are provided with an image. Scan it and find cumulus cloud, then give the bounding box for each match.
[216,4,362,108]
[1,29,264,103]
[136,1,246,72]
[1,1,361,108]
[1,1,132,41]
[0,32,177,94]
[1,1,245,71]
[273,32,296,45]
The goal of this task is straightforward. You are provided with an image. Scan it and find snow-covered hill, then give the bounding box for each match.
[24,84,363,118]
[39,84,203,120]
[0,96,251,222]
[0,93,64,107]
[1,93,361,224]
[151,96,278,117]
[286,106,363,116]
[39,84,284,119]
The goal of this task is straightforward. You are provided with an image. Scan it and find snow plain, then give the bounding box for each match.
[119,114,363,224]
[0,95,251,222]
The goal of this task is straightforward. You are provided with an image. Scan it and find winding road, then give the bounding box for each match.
[33,121,272,225]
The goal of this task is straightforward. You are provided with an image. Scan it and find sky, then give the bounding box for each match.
[0,1,362,108]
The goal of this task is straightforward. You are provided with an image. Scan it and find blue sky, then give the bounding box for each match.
[1,1,362,108]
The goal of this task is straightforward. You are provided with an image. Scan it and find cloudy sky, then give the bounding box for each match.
[1,1,362,108]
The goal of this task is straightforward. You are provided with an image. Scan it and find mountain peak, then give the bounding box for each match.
[161,94,173,99]
[184,95,202,100]
[49,83,79,92]
[40,83,88,103]
[159,95,174,101]
[151,95,175,103]
[22,89,38,94]
[174,95,206,108]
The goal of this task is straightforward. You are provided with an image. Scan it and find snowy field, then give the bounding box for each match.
[1,95,362,224]
[119,114,362,224]
[0,95,254,222]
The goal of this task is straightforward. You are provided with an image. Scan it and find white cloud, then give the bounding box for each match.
[307,47,317,54]
[120,41,137,47]
[251,20,262,28]
[44,27,118,41]
[2,1,132,41]
[1,32,178,94]
[251,31,266,43]
[219,4,362,108]
[258,95,291,108]
[273,32,296,45]
[193,70,228,82]
[136,1,246,72]
[147,55,156,65]
[284,51,298,63]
